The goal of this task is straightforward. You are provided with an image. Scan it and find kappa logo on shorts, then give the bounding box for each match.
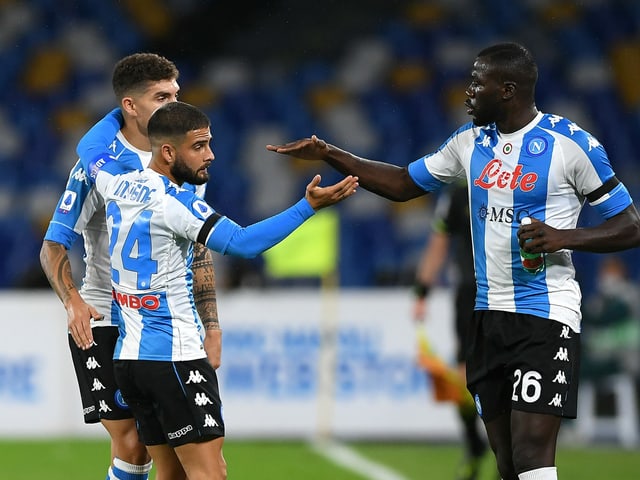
[85,356,100,370]
[186,370,207,384]
[553,347,569,362]
[547,393,563,408]
[99,399,112,413]
[91,378,106,391]
[553,370,567,384]
[204,414,219,428]
[194,392,213,406]
[168,424,193,440]
[560,326,572,339]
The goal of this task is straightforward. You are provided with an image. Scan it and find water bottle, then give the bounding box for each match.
[519,217,545,274]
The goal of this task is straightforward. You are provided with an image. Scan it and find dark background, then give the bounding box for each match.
[2,0,639,298]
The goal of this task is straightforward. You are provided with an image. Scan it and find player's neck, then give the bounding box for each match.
[497,105,539,134]
[149,160,181,186]
[121,124,152,152]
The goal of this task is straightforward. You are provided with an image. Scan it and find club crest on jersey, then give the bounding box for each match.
[526,137,548,156]
[58,190,77,213]
[473,159,537,192]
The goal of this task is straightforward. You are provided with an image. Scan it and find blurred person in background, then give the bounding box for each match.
[582,256,640,382]
[413,181,488,480]
[579,255,640,444]
[268,42,640,480]
[40,53,220,480]
[81,100,358,479]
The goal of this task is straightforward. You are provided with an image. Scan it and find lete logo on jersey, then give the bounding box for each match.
[473,159,538,192]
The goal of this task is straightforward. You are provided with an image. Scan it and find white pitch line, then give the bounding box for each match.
[312,440,410,480]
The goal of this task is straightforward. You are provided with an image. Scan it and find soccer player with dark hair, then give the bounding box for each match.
[81,101,358,479]
[267,42,640,480]
[41,53,220,480]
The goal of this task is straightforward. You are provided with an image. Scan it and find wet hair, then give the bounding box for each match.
[148,101,210,145]
[112,53,179,99]
[476,43,538,95]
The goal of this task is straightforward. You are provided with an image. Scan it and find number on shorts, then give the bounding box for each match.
[511,369,542,403]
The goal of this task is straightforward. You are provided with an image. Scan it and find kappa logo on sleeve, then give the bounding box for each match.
[58,190,77,213]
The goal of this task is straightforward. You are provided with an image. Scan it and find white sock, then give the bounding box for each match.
[518,466,558,480]
[111,457,153,480]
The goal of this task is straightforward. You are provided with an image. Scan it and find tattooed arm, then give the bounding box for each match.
[40,240,102,350]
[192,242,221,369]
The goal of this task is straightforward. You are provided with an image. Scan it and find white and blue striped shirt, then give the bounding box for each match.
[45,108,206,328]
[91,159,315,361]
[408,112,633,332]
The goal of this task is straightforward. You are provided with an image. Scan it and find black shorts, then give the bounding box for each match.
[113,358,225,447]
[68,326,133,423]
[454,283,476,364]
[466,310,580,422]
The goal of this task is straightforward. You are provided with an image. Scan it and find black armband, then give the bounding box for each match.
[413,283,431,299]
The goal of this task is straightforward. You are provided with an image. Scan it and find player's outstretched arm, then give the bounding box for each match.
[201,175,358,259]
[40,240,102,350]
[267,134,425,202]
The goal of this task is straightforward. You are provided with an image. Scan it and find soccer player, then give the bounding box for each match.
[413,182,488,480]
[81,100,358,479]
[40,53,220,480]
[267,42,640,480]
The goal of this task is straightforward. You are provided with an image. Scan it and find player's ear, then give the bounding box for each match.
[161,143,175,164]
[503,81,516,100]
[121,96,136,116]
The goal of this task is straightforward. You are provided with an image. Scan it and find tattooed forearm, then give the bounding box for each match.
[192,243,220,330]
[40,240,78,305]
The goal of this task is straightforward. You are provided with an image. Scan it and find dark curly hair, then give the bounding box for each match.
[112,53,179,100]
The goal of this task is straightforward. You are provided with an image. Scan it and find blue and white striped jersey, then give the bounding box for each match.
[91,159,315,361]
[408,112,633,332]
[44,110,205,328]
[44,132,153,327]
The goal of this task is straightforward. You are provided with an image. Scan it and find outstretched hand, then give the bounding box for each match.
[266,134,329,160]
[305,174,358,210]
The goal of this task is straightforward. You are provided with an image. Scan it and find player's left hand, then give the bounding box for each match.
[67,296,102,350]
[517,218,564,253]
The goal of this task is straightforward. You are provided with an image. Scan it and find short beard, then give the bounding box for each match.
[171,156,207,185]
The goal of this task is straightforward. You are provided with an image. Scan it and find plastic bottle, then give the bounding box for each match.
[519,217,545,274]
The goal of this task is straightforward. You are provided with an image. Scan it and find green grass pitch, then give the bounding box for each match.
[0,439,638,479]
